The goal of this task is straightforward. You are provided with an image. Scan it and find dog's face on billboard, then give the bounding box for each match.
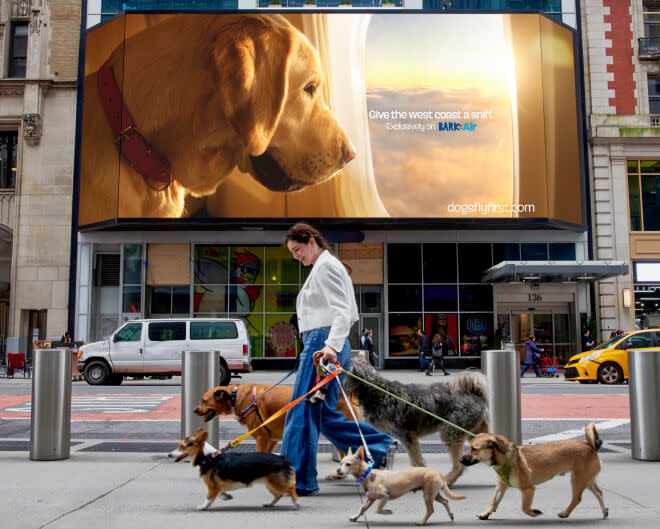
[214,16,356,193]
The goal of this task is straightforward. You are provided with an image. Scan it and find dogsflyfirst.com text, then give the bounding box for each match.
[448,202,536,215]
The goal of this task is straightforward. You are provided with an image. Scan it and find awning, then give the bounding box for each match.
[482,260,629,283]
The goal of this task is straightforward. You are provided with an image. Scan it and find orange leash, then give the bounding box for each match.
[223,365,343,450]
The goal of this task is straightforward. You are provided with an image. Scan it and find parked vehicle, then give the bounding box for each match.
[563,328,660,384]
[77,318,251,385]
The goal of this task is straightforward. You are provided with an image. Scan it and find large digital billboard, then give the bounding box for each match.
[78,12,582,226]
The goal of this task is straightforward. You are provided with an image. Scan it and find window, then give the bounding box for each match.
[0,132,18,189]
[9,23,28,78]
[628,160,660,231]
[147,286,190,316]
[122,244,143,314]
[649,76,660,114]
[644,2,660,37]
[148,321,185,341]
[191,321,238,340]
[521,243,548,261]
[114,323,142,342]
[549,243,576,261]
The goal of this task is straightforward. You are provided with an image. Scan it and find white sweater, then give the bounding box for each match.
[296,250,359,352]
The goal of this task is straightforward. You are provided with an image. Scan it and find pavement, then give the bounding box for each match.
[2,368,658,529]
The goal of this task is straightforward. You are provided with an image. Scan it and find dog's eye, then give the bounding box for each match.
[304,83,316,96]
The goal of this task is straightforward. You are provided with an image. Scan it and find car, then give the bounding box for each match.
[563,328,660,385]
[77,318,251,386]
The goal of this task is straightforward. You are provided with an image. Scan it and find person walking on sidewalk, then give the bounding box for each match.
[520,335,543,378]
[280,223,396,497]
[417,328,430,371]
[426,332,449,376]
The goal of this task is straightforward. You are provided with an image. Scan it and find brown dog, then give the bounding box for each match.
[336,446,466,525]
[194,384,360,453]
[460,424,608,520]
[79,14,355,224]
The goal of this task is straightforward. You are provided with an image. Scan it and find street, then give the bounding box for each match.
[0,370,632,456]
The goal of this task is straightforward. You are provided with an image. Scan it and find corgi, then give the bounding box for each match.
[168,428,299,511]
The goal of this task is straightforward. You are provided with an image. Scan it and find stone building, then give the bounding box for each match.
[1,0,80,359]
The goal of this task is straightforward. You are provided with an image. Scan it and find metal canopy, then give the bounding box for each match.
[482,260,629,283]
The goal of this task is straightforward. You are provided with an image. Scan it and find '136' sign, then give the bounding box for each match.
[528,293,543,302]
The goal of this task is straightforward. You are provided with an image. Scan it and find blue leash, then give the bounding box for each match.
[238,367,297,416]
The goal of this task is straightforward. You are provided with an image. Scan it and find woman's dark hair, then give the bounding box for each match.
[284,222,352,274]
[284,223,331,252]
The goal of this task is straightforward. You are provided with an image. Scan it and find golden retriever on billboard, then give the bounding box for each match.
[79,14,355,225]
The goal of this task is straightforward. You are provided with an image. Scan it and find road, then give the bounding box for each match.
[0,371,632,455]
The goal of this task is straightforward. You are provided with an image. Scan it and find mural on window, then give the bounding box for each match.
[193,245,300,358]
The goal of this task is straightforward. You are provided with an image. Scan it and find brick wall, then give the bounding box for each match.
[49,1,82,79]
[604,0,636,114]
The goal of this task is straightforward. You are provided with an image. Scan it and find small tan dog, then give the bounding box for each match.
[460,423,608,520]
[336,446,466,525]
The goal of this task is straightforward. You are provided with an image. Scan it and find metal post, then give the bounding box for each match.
[628,349,660,461]
[481,349,522,445]
[30,349,72,461]
[181,350,220,448]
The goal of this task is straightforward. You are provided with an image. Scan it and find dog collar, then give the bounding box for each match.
[494,447,513,486]
[356,462,373,484]
[97,60,173,191]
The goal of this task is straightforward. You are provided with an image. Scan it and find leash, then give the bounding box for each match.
[220,365,342,452]
[341,369,477,438]
[237,367,297,418]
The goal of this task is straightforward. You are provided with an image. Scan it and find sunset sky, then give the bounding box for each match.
[365,14,515,218]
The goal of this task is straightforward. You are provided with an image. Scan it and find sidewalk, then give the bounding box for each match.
[2,449,658,529]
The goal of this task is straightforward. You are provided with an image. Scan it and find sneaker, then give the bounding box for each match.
[295,488,320,497]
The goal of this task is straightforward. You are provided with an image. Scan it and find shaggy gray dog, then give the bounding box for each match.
[344,359,489,486]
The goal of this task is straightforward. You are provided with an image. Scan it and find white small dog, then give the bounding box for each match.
[336,446,466,525]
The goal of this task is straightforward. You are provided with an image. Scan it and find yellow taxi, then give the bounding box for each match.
[564,328,660,384]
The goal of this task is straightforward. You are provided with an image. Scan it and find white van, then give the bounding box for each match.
[77,318,251,385]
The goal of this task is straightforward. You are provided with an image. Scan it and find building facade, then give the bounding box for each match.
[71,3,616,371]
[581,0,660,338]
[1,0,80,361]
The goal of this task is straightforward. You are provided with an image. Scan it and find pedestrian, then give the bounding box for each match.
[360,328,368,350]
[520,335,543,378]
[280,223,396,497]
[582,328,594,352]
[365,330,376,367]
[60,332,72,344]
[417,327,430,372]
[426,332,449,376]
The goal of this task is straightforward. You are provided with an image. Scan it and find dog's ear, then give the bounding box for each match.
[489,436,509,454]
[346,447,353,457]
[213,389,230,402]
[356,446,365,461]
[213,21,293,156]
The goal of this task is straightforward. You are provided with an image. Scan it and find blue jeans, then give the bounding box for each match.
[419,353,430,370]
[520,363,541,377]
[280,327,394,494]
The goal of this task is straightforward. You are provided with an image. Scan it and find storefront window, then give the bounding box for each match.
[122,286,141,314]
[359,286,382,313]
[457,244,492,283]
[264,285,298,313]
[424,313,458,356]
[521,243,548,261]
[194,245,228,285]
[388,285,422,312]
[423,244,457,283]
[424,285,458,312]
[389,313,422,356]
[459,313,492,355]
[194,285,227,314]
[628,160,660,231]
[123,244,142,285]
[388,243,421,283]
[265,314,299,358]
[265,246,299,284]
[549,243,576,261]
[459,285,493,311]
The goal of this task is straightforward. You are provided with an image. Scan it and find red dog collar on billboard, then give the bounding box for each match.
[97,60,173,191]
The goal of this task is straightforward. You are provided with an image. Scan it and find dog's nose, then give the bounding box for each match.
[460,455,477,466]
[342,143,356,164]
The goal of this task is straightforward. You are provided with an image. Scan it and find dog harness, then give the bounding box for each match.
[494,447,513,486]
[232,386,271,435]
[356,462,373,484]
[97,60,173,191]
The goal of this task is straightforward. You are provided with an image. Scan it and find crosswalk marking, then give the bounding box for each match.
[4,395,172,414]
[526,419,630,444]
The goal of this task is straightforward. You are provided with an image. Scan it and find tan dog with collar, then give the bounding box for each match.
[460,423,608,520]
[336,446,466,525]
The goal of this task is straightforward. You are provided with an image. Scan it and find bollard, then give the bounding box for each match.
[181,350,220,448]
[628,349,660,461]
[30,349,72,460]
[481,349,522,445]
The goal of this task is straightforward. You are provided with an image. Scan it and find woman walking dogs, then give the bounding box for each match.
[280,223,396,497]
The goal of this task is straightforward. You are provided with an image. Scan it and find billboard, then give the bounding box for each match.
[78,12,582,226]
